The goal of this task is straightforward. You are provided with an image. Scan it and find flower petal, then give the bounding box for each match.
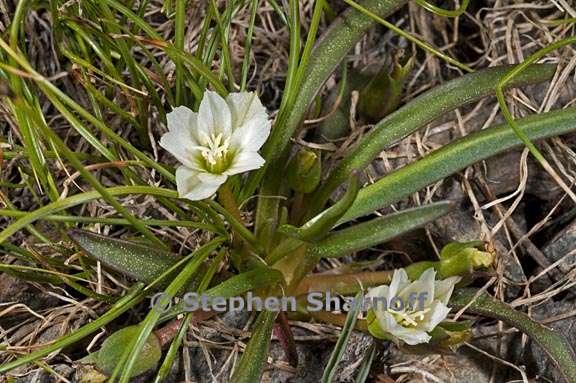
[226,91,268,129]
[419,301,451,332]
[175,167,226,201]
[434,276,461,304]
[388,269,410,301]
[398,269,436,310]
[366,285,390,313]
[230,116,271,152]
[224,151,265,176]
[378,311,431,345]
[395,328,432,345]
[198,172,227,185]
[160,106,203,169]
[197,91,232,139]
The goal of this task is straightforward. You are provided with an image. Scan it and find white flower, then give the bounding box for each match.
[367,268,461,345]
[160,91,271,200]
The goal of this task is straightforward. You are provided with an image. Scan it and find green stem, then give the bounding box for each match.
[218,182,244,225]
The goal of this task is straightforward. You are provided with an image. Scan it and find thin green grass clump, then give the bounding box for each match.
[1,1,576,382]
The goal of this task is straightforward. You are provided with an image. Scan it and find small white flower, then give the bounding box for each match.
[367,268,460,345]
[160,91,271,200]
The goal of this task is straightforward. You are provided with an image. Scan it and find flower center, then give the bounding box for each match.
[392,307,431,327]
[199,133,232,174]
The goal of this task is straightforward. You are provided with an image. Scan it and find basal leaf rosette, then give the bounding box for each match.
[160,91,271,200]
[366,268,461,346]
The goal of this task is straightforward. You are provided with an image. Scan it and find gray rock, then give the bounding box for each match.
[544,219,576,274]
[264,331,374,383]
[387,344,492,383]
[0,274,59,315]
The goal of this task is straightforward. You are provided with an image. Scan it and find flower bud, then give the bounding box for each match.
[287,149,321,194]
[405,241,495,281]
[358,50,414,122]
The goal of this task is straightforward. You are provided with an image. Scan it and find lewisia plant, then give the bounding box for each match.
[2,1,576,383]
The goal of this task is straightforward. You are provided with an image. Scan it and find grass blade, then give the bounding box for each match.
[321,291,363,383]
[0,186,178,245]
[0,282,146,374]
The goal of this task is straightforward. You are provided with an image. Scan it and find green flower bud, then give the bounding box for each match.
[287,149,321,194]
[432,321,473,346]
[95,325,162,377]
[405,241,495,282]
[358,50,414,122]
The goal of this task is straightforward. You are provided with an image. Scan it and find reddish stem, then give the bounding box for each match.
[273,311,299,367]
[154,310,215,347]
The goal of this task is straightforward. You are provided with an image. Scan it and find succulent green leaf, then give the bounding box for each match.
[117,239,222,382]
[205,267,284,299]
[161,267,285,320]
[311,64,557,213]
[340,106,576,223]
[95,325,161,378]
[69,229,179,284]
[439,241,483,260]
[287,149,322,194]
[230,310,278,383]
[450,288,576,383]
[309,201,452,258]
[358,51,414,122]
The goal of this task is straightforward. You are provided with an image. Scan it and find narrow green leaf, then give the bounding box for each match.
[416,0,469,17]
[95,325,162,377]
[354,345,376,383]
[279,174,359,242]
[230,310,277,383]
[340,106,576,223]
[69,230,179,284]
[0,186,178,245]
[117,239,222,382]
[310,201,452,257]
[450,288,576,383]
[205,268,284,299]
[321,291,363,383]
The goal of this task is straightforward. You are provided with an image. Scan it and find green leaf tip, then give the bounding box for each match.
[450,288,576,383]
